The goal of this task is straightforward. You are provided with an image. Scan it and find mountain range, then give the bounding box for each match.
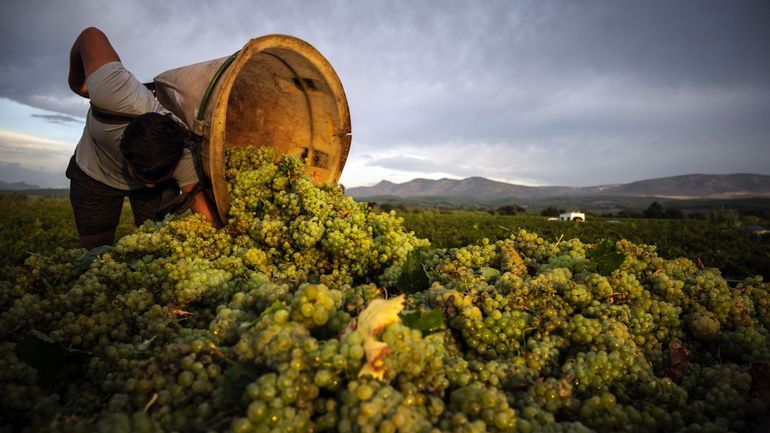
[0,180,40,190]
[348,173,770,201]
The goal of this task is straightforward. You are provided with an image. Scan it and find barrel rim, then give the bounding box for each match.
[208,34,352,223]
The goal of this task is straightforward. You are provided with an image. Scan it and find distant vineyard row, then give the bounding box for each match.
[0,194,134,265]
[400,211,770,280]
[2,193,768,280]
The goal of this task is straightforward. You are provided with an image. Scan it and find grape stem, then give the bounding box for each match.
[143,392,158,412]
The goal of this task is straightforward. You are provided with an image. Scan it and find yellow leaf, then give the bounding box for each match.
[358,339,390,380]
[355,294,405,381]
[357,294,405,338]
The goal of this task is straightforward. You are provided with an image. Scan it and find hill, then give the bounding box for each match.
[348,173,770,201]
[0,180,40,190]
[604,173,770,198]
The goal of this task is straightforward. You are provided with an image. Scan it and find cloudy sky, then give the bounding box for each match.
[1,0,768,188]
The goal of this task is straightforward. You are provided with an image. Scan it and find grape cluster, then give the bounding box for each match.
[1,147,769,433]
[289,283,345,330]
[225,146,429,288]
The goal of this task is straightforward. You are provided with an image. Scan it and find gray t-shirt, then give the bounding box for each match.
[74,61,198,190]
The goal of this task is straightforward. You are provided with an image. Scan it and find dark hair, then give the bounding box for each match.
[120,112,186,182]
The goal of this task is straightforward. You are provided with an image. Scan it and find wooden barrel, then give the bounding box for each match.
[154,34,351,222]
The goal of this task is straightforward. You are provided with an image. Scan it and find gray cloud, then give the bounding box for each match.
[0,131,70,154]
[30,113,83,125]
[366,155,442,173]
[1,0,769,187]
[0,130,72,179]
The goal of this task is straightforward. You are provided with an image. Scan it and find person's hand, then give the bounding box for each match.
[183,183,223,228]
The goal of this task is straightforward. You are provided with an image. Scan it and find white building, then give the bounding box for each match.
[559,212,586,221]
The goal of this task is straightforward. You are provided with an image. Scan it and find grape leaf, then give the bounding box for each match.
[162,209,194,222]
[400,309,445,335]
[356,295,405,380]
[357,295,405,338]
[479,266,500,282]
[238,301,287,330]
[666,340,689,382]
[15,330,89,388]
[259,300,286,318]
[750,361,770,401]
[587,239,624,276]
[395,248,430,294]
[360,339,390,380]
[218,362,262,407]
[136,335,157,352]
[74,245,112,273]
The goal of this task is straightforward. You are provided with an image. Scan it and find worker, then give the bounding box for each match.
[67,27,221,249]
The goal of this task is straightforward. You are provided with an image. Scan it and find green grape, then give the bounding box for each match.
[290,283,343,329]
[687,310,721,341]
[448,381,517,431]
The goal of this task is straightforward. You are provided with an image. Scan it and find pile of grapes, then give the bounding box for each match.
[1,147,769,433]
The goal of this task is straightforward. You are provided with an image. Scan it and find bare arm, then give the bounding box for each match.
[68,27,121,98]
[181,183,224,228]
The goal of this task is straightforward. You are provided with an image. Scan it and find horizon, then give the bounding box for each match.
[5,171,770,192]
[349,171,770,190]
[1,1,769,189]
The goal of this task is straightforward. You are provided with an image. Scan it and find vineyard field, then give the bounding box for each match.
[1,168,770,433]
[401,211,770,280]
[2,193,768,281]
[0,193,134,265]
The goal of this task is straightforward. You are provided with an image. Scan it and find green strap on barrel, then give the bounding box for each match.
[195,50,240,125]
[190,50,240,186]
[186,136,209,187]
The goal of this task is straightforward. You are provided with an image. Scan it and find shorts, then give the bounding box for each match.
[66,155,181,236]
